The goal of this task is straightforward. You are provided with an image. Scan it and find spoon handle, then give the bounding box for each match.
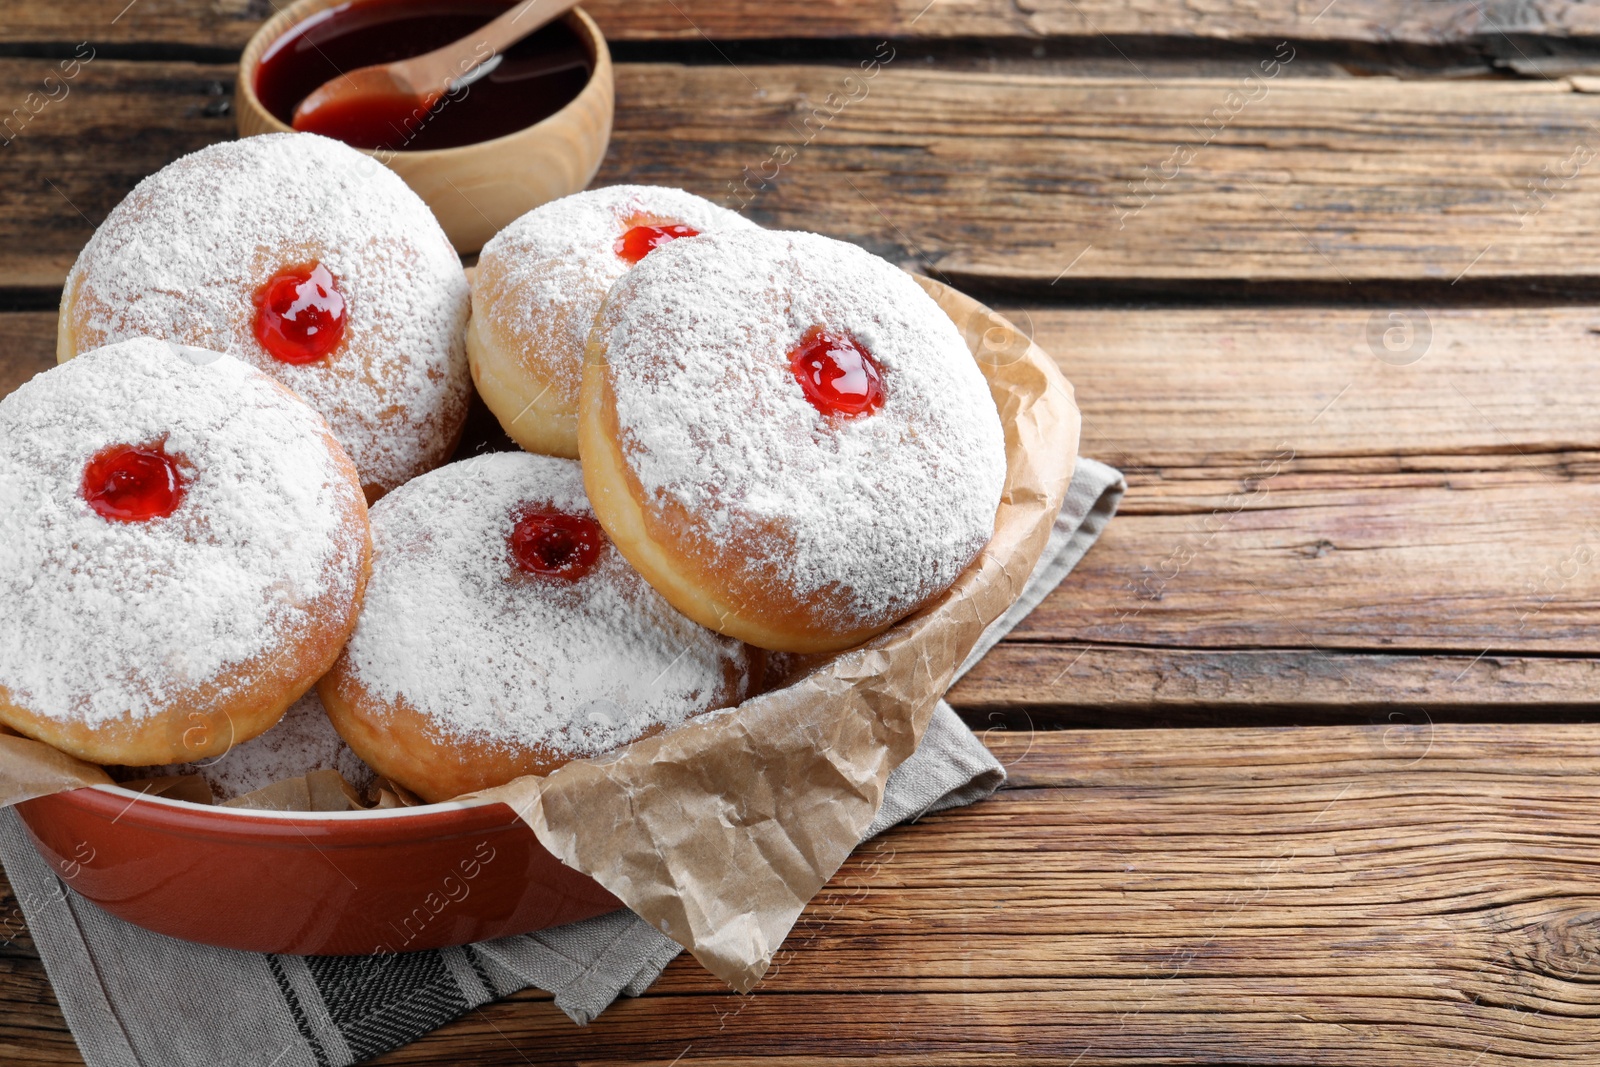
[392,0,580,96]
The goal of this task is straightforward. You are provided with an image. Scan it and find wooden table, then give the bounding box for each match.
[7,2,1600,1062]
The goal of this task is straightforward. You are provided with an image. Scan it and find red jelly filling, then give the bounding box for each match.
[615,222,700,265]
[253,263,347,364]
[788,326,885,418]
[81,443,186,523]
[510,510,603,580]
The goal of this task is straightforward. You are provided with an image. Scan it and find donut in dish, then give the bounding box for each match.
[0,337,371,766]
[318,451,761,802]
[57,131,472,502]
[468,185,757,458]
[580,228,1008,654]
[132,690,376,804]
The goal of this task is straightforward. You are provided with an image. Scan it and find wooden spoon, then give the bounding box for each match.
[291,0,579,143]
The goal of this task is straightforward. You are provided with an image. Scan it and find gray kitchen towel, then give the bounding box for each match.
[0,457,1124,1067]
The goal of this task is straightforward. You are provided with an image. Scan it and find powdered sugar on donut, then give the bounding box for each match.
[343,452,755,753]
[0,338,366,726]
[61,132,471,495]
[474,185,756,403]
[138,690,374,801]
[595,229,1007,630]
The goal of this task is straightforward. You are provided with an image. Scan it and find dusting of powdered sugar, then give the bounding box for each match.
[134,689,374,801]
[473,185,756,403]
[594,228,1008,630]
[343,451,755,753]
[61,132,471,495]
[0,338,365,726]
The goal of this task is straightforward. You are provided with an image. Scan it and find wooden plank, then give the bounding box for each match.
[0,0,261,51]
[589,0,1600,44]
[1025,305,1600,473]
[983,718,1600,784]
[9,724,1600,1064]
[949,643,1600,723]
[7,0,1600,48]
[1025,474,1600,653]
[0,58,235,290]
[12,60,1600,290]
[601,66,1600,287]
[972,305,1600,704]
[1007,304,1600,657]
[0,866,71,1067]
[0,314,55,399]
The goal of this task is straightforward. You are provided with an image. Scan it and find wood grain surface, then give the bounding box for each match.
[0,314,53,397]
[980,305,1600,711]
[950,644,1600,724]
[600,67,1600,288]
[11,60,1600,292]
[0,58,234,290]
[11,725,1600,1065]
[6,0,1599,48]
[8,1,1600,1063]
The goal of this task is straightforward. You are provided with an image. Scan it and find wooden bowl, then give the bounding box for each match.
[235,0,614,254]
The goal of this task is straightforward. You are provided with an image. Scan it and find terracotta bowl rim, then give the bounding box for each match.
[235,0,613,160]
[68,782,498,824]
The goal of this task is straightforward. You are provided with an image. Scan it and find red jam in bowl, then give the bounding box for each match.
[255,0,592,152]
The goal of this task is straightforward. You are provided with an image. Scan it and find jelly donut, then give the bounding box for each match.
[0,338,371,766]
[318,451,761,802]
[580,228,1008,654]
[58,132,472,501]
[468,185,757,458]
[132,690,375,803]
